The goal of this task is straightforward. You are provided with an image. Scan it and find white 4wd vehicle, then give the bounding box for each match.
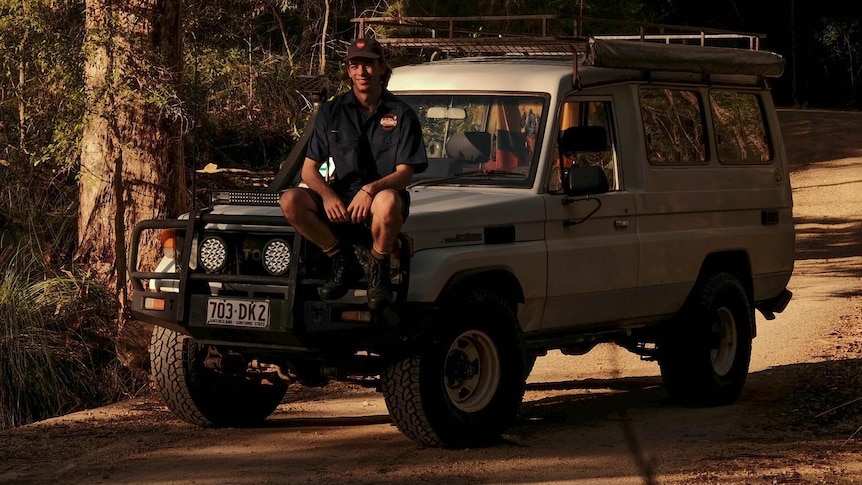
[130,18,794,448]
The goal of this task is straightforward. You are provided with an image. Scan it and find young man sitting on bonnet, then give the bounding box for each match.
[279,37,428,310]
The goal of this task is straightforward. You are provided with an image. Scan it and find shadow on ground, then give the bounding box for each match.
[4,358,861,485]
[516,357,862,441]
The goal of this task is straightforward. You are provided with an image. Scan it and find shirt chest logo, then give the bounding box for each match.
[380,113,398,130]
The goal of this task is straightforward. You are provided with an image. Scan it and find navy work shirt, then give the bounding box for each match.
[306,90,428,197]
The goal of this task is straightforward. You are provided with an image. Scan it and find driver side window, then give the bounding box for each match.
[549,99,619,192]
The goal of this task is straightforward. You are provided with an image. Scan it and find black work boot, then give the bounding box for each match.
[367,256,394,311]
[319,247,363,301]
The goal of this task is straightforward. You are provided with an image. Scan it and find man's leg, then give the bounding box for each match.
[366,189,405,310]
[280,188,363,300]
[279,187,337,249]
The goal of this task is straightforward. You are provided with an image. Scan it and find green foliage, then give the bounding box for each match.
[0,157,134,430]
[0,0,85,169]
[181,0,320,170]
[0,248,124,430]
[0,117,133,430]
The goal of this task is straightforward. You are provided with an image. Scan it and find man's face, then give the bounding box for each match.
[347,59,382,93]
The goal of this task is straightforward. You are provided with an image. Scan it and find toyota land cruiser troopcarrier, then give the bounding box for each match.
[129,16,794,448]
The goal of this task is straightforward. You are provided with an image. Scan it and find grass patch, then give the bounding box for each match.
[0,165,142,430]
[0,252,130,430]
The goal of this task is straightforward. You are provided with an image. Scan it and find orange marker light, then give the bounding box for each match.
[160,229,176,258]
[144,297,166,311]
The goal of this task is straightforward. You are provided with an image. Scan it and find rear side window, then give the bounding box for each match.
[639,87,707,166]
[710,90,773,164]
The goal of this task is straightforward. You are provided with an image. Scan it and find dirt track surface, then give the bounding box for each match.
[2,109,862,485]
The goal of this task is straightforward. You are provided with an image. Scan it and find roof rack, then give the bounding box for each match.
[350,15,784,79]
[352,15,765,56]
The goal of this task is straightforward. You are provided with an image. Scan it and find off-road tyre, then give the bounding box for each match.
[381,288,527,448]
[149,326,287,427]
[658,272,753,406]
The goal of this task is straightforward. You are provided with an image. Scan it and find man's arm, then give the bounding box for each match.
[362,163,414,196]
[300,157,335,197]
[301,157,352,223]
[347,164,414,224]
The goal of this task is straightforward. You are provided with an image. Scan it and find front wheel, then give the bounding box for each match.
[381,289,526,448]
[658,272,753,406]
[149,326,287,427]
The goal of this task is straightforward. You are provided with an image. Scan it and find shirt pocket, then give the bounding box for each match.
[371,130,398,169]
[327,131,360,170]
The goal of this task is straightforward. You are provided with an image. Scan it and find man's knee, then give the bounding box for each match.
[279,189,295,215]
[280,188,310,221]
[371,188,403,214]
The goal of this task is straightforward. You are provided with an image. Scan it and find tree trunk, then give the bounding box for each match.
[78,0,185,319]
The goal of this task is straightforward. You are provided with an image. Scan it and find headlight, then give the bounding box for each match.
[262,239,291,276]
[198,236,227,273]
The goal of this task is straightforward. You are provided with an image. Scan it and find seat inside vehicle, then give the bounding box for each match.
[447,132,492,163]
[420,131,492,177]
[487,130,530,170]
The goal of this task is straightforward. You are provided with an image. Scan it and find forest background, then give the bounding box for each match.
[0,0,859,430]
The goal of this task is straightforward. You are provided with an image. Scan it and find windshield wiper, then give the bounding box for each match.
[409,170,526,188]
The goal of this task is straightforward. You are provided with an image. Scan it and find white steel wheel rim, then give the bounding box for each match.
[443,330,501,413]
[711,307,738,376]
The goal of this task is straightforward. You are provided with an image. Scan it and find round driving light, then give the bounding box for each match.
[199,236,227,273]
[262,239,291,276]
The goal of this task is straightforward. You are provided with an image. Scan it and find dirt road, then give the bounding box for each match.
[2,109,861,485]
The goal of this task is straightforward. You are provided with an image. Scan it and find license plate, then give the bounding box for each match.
[206,298,270,328]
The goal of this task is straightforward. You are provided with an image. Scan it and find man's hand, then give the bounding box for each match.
[322,193,350,223]
[347,188,373,223]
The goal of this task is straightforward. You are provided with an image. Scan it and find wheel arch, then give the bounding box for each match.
[438,267,525,309]
[694,250,756,336]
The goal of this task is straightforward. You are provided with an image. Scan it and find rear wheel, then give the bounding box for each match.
[659,272,753,406]
[149,326,287,427]
[381,288,526,448]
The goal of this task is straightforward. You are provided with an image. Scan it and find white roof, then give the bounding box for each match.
[387,45,770,95]
[388,57,575,94]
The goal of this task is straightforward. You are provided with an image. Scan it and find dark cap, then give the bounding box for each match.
[345,38,383,61]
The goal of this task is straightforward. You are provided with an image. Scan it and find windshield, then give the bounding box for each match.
[398,94,547,187]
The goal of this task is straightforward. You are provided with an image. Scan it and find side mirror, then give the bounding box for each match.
[564,165,609,196]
